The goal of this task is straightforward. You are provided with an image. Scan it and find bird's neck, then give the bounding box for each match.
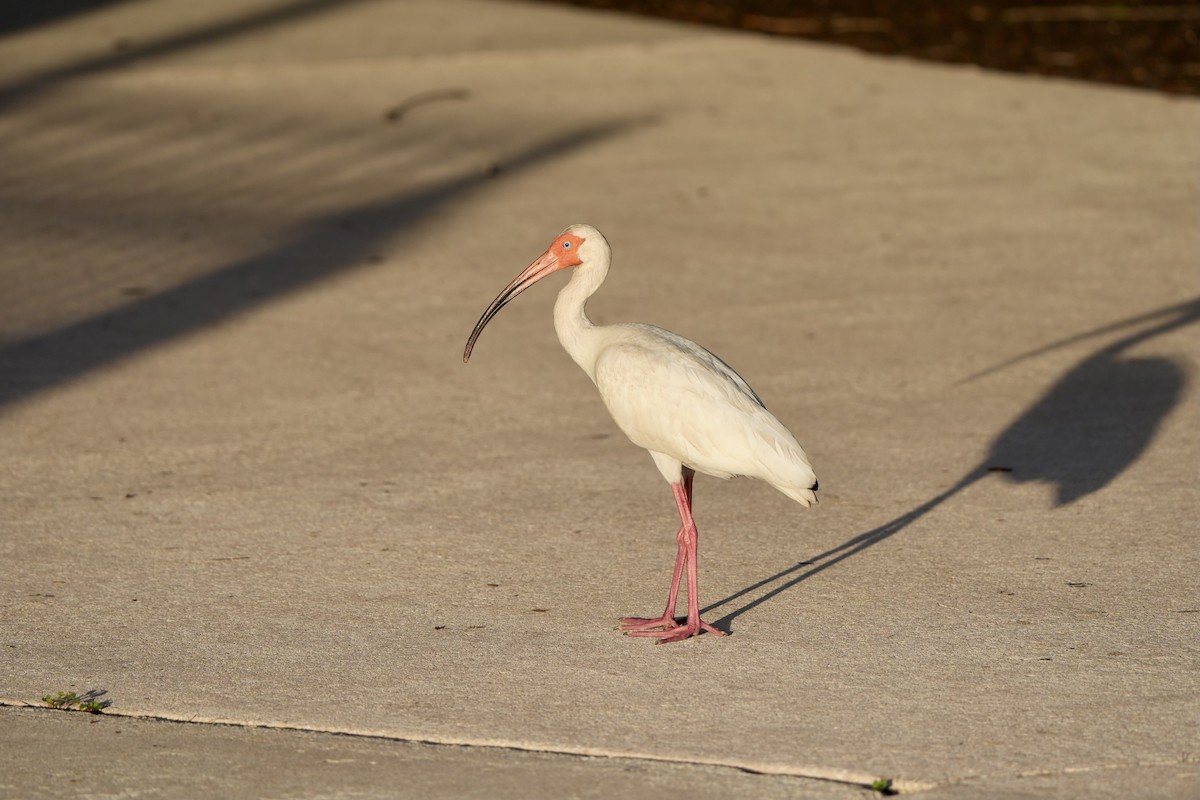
[553,261,607,382]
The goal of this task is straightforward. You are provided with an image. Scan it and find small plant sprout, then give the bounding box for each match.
[870,777,897,795]
[42,692,79,709]
[41,690,108,713]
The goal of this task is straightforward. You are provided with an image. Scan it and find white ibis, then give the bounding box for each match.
[463,225,817,643]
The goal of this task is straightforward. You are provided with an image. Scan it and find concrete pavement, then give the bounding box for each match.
[2,0,1198,797]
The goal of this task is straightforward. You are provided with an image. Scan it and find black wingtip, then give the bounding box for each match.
[811,480,819,492]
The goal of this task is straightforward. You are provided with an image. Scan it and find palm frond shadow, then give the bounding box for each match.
[0,0,373,111]
[0,118,644,410]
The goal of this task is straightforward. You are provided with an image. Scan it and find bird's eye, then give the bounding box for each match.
[562,241,572,248]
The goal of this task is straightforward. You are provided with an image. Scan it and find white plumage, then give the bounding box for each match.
[464,224,817,642]
[593,324,817,502]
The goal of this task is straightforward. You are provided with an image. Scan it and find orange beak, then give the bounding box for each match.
[463,248,563,362]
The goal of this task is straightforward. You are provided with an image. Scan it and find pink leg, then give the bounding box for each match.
[617,529,685,632]
[619,474,689,632]
[621,470,725,642]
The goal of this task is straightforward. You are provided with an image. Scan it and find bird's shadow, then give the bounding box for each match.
[703,296,1199,632]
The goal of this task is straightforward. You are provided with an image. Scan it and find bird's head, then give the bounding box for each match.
[558,223,608,267]
[463,224,607,362]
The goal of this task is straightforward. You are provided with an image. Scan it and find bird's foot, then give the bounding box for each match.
[620,615,726,642]
[618,614,678,632]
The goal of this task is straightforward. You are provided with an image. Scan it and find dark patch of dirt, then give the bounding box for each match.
[538,0,1200,96]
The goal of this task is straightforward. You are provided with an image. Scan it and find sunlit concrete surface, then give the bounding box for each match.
[1,1,1197,797]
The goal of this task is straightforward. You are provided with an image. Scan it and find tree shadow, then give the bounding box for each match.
[705,296,1199,630]
[988,322,1192,507]
[0,118,647,410]
[0,1,132,38]
[0,0,375,111]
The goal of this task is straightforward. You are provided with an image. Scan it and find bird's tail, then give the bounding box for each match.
[748,417,818,508]
[776,479,818,508]
[766,452,818,507]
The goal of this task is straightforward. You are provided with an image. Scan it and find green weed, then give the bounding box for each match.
[871,778,897,795]
[42,690,107,714]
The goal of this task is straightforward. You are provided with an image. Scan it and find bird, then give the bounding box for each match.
[463,225,817,643]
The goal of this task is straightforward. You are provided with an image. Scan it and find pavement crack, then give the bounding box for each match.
[0,698,921,792]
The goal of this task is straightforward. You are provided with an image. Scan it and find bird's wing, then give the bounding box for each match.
[593,325,802,480]
[627,324,767,409]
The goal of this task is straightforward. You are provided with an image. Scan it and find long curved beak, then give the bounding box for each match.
[463,249,560,362]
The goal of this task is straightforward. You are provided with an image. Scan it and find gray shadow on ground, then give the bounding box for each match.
[981,298,1197,506]
[705,296,1199,631]
[0,0,375,110]
[0,119,645,409]
[0,1,132,37]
